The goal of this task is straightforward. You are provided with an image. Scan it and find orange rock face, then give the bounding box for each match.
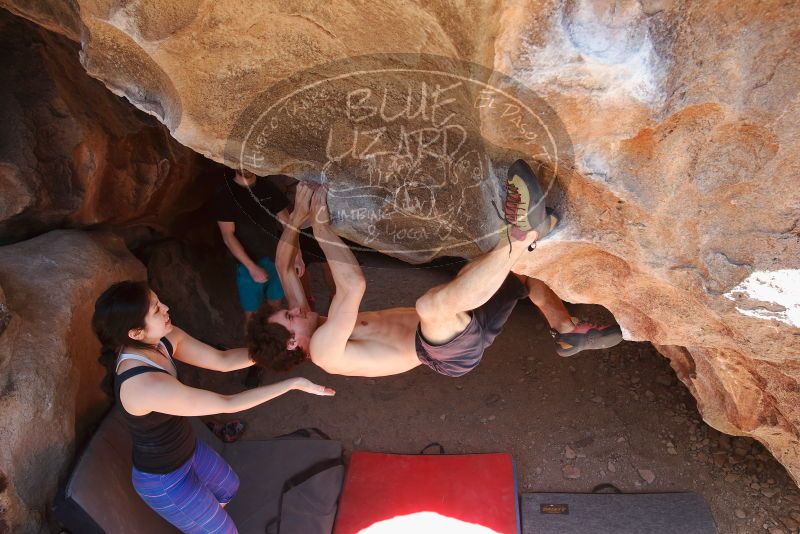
[2,0,799,485]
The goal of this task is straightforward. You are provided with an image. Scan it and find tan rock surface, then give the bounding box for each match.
[0,230,145,533]
[2,0,799,483]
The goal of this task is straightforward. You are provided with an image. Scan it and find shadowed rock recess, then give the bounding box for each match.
[0,8,204,245]
[1,0,798,511]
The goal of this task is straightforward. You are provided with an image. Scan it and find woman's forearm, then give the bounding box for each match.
[139,376,331,417]
[221,378,299,413]
[221,348,255,371]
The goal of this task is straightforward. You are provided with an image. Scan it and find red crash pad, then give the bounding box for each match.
[334,451,519,534]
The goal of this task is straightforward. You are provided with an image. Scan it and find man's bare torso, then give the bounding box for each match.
[309,307,422,376]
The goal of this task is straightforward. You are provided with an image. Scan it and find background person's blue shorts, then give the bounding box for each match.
[236,257,284,312]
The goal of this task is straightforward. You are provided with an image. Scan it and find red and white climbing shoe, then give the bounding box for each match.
[551,321,623,357]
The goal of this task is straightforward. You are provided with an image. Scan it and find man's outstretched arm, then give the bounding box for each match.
[275,185,313,310]
[311,203,366,293]
[308,186,366,372]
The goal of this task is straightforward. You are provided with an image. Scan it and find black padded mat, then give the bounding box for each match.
[223,438,342,534]
[521,492,717,534]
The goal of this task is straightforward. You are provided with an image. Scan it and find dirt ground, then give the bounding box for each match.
[188,253,800,534]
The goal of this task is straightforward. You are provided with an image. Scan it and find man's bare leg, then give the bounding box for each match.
[520,276,575,333]
[515,274,624,357]
[416,228,536,344]
[416,157,556,346]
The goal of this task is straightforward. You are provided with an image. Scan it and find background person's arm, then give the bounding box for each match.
[276,185,314,309]
[277,208,306,277]
[217,221,267,283]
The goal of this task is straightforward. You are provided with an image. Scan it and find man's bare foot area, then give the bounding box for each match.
[509,226,538,244]
[509,212,558,246]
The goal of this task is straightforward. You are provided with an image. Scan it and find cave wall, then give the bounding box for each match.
[0,8,207,245]
[0,10,224,532]
[0,0,798,495]
[4,0,794,483]
[0,231,145,533]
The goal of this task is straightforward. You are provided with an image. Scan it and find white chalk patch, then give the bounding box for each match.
[579,152,611,182]
[514,4,663,105]
[724,269,800,327]
[619,324,633,341]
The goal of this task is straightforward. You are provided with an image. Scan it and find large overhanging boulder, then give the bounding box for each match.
[2,0,799,484]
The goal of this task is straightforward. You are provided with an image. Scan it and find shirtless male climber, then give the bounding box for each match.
[247,160,622,377]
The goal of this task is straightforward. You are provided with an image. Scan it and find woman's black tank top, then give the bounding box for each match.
[114,338,196,474]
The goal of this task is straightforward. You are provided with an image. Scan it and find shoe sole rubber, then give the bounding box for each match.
[556,325,623,357]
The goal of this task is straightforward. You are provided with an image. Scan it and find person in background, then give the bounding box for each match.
[216,169,304,387]
[215,169,303,323]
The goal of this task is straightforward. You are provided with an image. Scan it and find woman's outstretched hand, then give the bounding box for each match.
[292,377,336,396]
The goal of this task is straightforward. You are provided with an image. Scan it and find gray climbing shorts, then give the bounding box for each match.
[415,275,529,377]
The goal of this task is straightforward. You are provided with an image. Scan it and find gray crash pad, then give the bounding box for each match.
[521,492,717,534]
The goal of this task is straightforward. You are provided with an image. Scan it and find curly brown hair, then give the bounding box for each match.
[246,304,306,371]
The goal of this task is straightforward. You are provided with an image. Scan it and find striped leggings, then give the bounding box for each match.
[132,439,239,533]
